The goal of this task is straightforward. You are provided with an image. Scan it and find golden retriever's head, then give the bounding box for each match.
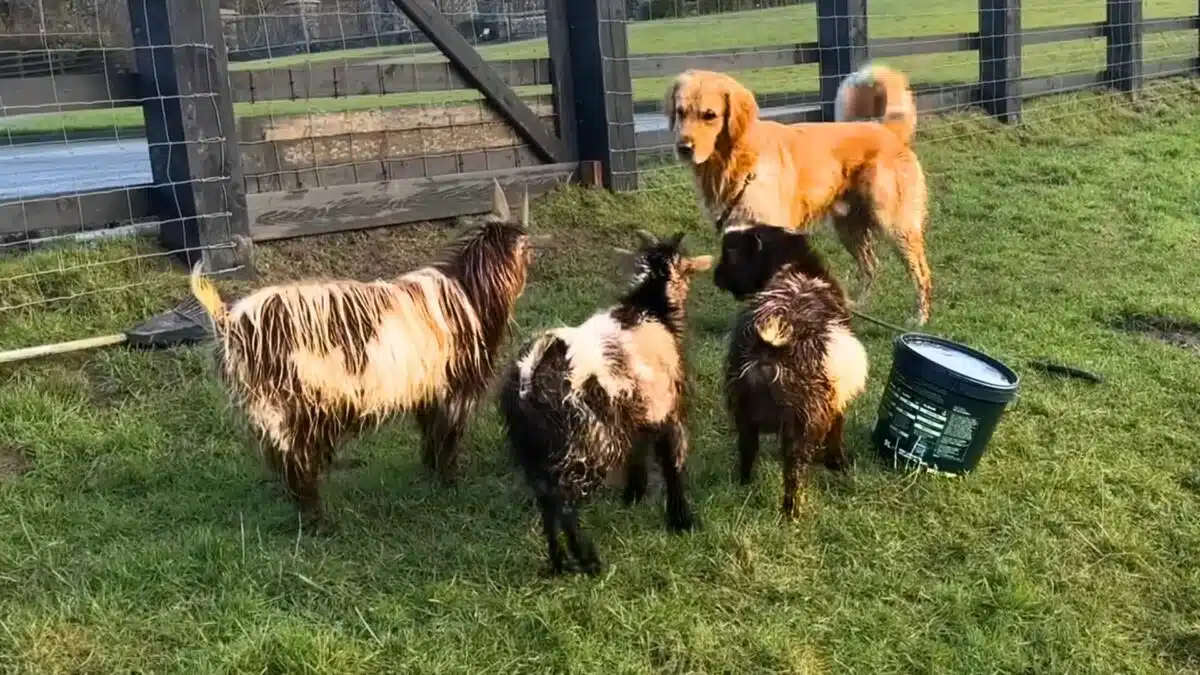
[664,70,760,165]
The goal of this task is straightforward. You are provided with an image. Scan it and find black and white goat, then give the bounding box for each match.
[190,181,536,528]
[499,230,711,575]
[714,222,869,519]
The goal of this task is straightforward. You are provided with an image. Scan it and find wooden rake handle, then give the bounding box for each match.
[0,334,128,365]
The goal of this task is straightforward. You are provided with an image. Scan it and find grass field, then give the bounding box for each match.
[1,0,1196,135]
[1,81,1200,672]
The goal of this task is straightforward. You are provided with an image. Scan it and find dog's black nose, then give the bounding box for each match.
[675,143,693,158]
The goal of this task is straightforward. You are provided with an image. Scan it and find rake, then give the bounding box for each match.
[0,296,213,365]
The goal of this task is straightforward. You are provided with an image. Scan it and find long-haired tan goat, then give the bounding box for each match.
[190,182,536,528]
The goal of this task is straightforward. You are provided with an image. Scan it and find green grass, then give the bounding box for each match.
[2,0,1196,134]
[2,81,1200,672]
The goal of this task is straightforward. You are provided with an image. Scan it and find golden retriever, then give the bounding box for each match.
[664,64,932,326]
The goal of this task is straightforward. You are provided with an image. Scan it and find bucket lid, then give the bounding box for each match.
[898,333,1019,392]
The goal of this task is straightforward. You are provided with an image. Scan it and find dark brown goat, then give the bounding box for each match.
[499,230,711,575]
[191,182,536,529]
[714,222,869,519]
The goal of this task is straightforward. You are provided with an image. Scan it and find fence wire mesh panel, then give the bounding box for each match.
[225,0,570,241]
[0,0,244,349]
[613,0,1200,192]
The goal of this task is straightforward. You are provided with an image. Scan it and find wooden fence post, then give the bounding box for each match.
[816,0,868,122]
[545,0,579,168]
[979,0,1022,123]
[547,0,637,191]
[1106,0,1144,96]
[127,0,253,278]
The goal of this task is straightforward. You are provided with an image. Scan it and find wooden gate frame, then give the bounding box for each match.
[389,0,565,163]
[389,0,638,191]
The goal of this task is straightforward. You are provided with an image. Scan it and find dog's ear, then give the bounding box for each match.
[664,73,686,131]
[723,80,759,141]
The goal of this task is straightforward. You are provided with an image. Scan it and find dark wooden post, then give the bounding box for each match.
[1106,0,1144,96]
[545,0,579,165]
[128,0,253,278]
[979,0,1022,123]
[816,0,868,122]
[546,0,638,191]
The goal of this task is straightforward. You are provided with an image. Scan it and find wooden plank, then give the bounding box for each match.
[0,73,141,113]
[1107,0,1145,95]
[817,0,868,121]
[979,0,1022,123]
[1141,56,1198,77]
[387,0,563,163]
[635,103,824,160]
[248,163,579,242]
[1019,71,1104,97]
[0,186,155,236]
[870,32,978,58]
[545,0,580,160]
[236,102,556,175]
[241,146,546,193]
[628,43,820,78]
[1142,16,1199,33]
[228,58,552,103]
[128,0,253,278]
[1022,22,1105,46]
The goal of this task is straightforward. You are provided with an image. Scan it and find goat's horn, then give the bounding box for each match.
[634,229,657,246]
[492,179,511,221]
[521,187,530,226]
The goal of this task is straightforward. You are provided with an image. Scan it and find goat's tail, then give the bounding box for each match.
[754,312,794,348]
[189,261,229,332]
[834,62,916,146]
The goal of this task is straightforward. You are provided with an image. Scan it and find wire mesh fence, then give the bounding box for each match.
[0,0,240,347]
[0,0,566,348]
[0,0,1196,348]
[608,0,1200,193]
[227,0,556,197]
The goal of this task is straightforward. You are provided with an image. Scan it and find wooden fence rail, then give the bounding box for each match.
[0,0,1198,257]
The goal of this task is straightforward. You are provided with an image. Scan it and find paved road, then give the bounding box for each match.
[0,103,817,201]
[0,138,152,201]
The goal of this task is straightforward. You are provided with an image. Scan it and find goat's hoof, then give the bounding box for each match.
[622,487,648,506]
[539,561,568,578]
[333,456,365,471]
[432,469,462,488]
[668,509,699,533]
[824,456,852,472]
[301,515,336,537]
[578,558,606,577]
[781,499,801,522]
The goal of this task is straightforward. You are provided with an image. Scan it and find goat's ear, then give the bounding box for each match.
[634,229,658,247]
[491,179,511,221]
[683,255,713,274]
[520,187,530,226]
[723,80,759,141]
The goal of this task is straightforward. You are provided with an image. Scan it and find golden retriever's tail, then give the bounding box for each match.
[189,261,229,333]
[833,63,917,145]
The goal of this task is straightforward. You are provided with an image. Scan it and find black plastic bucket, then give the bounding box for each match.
[872,333,1020,475]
